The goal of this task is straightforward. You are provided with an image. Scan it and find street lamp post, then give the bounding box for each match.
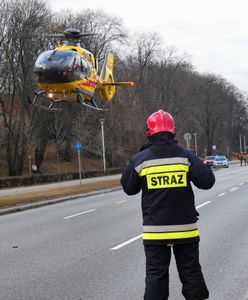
[239,134,243,152]
[193,133,198,156]
[28,155,32,174]
[100,119,106,173]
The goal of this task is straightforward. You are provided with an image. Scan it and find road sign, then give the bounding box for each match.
[74,142,82,150]
[184,133,192,141]
[184,133,191,150]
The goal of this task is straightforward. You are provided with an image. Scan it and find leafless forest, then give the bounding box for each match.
[0,0,247,176]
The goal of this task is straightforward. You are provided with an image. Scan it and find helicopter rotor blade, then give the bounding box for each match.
[78,33,97,37]
[46,33,97,39]
[46,34,65,38]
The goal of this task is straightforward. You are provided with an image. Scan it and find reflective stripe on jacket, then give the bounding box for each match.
[136,157,189,189]
[121,135,215,245]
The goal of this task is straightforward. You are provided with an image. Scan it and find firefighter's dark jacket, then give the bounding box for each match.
[121,134,215,245]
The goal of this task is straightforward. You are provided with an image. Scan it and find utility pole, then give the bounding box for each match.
[193,133,198,156]
[244,136,247,153]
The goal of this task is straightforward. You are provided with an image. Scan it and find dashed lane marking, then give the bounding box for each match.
[196,201,211,209]
[63,209,96,219]
[239,183,244,186]
[229,187,240,192]
[243,287,248,300]
[116,200,127,204]
[218,193,226,197]
[111,234,143,250]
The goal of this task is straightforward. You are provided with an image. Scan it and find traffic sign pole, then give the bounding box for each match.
[77,149,82,185]
[184,133,192,150]
[74,142,82,184]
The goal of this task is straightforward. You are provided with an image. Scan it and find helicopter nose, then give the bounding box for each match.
[35,68,73,84]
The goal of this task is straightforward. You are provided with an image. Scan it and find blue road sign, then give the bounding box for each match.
[74,142,82,150]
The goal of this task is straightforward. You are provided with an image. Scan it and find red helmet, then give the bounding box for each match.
[146,110,175,137]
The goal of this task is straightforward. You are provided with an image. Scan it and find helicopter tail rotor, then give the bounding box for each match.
[99,52,116,102]
[99,52,135,102]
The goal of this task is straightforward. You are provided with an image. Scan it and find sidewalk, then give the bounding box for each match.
[0,161,239,215]
[0,174,122,215]
[0,174,121,196]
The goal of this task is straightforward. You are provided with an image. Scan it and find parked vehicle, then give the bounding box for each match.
[204,156,216,166]
[213,155,229,168]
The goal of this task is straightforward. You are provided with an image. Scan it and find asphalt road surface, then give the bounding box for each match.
[1,163,248,300]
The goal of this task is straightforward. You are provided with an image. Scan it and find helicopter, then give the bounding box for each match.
[32,28,135,111]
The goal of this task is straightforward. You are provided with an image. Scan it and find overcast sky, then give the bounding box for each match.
[47,0,248,92]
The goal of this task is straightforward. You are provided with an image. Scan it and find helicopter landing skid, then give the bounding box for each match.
[76,89,107,111]
[29,90,107,112]
[29,91,61,111]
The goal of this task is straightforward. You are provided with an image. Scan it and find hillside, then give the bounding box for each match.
[0,144,102,177]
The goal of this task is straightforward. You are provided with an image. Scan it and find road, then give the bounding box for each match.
[1,163,248,300]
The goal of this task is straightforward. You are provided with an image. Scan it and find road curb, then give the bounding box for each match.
[0,186,122,216]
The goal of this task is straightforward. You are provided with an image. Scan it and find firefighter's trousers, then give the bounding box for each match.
[144,242,209,300]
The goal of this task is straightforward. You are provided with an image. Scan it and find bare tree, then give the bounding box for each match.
[0,0,51,175]
[52,9,126,63]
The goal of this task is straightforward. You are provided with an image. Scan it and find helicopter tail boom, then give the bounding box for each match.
[102,81,135,86]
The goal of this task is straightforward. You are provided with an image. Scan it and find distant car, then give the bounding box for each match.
[204,156,216,166]
[213,155,229,168]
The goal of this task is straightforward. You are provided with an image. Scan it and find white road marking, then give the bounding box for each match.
[229,187,239,192]
[196,201,211,209]
[243,287,248,300]
[239,182,244,186]
[116,200,127,204]
[111,234,143,250]
[111,201,211,250]
[63,209,96,219]
[218,193,226,197]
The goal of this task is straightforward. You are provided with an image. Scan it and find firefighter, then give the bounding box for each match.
[240,152,244,166]
[121,110,215,300]
[244,152,247,166]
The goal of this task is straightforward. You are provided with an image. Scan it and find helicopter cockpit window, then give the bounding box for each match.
[70,54,91,78]
[34,50,75,70]
[72,55,81,71]
[80,58,91,76]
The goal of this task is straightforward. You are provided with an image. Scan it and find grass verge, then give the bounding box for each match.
[0,179,121,209]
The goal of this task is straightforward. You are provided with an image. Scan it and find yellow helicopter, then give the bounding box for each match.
[32,28,135,111]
